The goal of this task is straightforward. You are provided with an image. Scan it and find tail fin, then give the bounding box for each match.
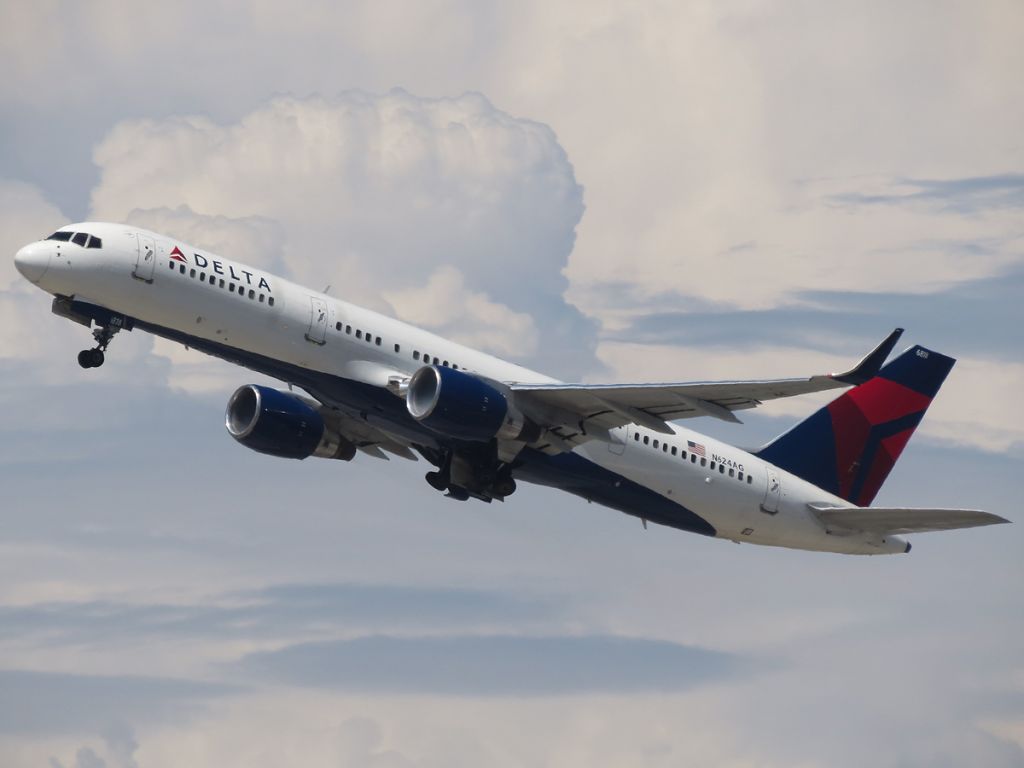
[756,345,954,506]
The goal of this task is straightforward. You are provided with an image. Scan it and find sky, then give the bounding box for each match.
[0,1,1022,766]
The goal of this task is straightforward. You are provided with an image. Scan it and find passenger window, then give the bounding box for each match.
[729,468,735,477]
[179,264,185,274]
[663,443,668,453]
[168,261,175,270]
[671,446,677,456]
[72,232,88,247]
[356,330,362,339]
[710,461,716,470]
[738,472,744,481]
[190,268,196,278]
[413,351,420,360]
[345,325,351,334]
[219,279,224,288]
[719,465,725,474]
[46,231,73,241]
[653,440,659,449]
[747,475,753,484]
[268,297,275,307]
[452,364,458,370]
[376,336,382,346]
[394,344,400,353]
[336,322,342,331]
[248,289,254,299]
[643,436,649,445]
[634,432,640,442]
[229,283,235,292]
[700,457,707,467]
[681,452,687,460]
[259,294,265,303]
[86,236,102,249]
[199,273,206,282]
[433,357,440,365]
[691,454,697,463]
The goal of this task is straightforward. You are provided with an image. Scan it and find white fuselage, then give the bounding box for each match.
[15,223,908,555]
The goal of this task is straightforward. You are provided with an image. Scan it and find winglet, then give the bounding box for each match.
[832,328,904,386]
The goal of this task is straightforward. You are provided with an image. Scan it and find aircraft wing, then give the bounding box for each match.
[321,403,420,461]
[810,505,1010,535]
[509,328,905,441]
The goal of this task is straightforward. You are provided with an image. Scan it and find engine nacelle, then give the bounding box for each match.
[406,365,539,443]
[225,385,355,460]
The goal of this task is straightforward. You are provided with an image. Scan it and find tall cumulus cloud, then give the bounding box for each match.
[88,90,596,377]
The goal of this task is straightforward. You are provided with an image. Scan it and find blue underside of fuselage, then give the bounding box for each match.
[131,315,716,538]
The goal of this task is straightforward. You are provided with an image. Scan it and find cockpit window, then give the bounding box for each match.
[46,231,103,248]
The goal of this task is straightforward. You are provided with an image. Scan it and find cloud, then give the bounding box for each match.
[236,634,740,695]
[383,266,539,357]
[0,670,233,736]
[829,173,1024,213]
[87,90,595,376]
[0,583,560,646]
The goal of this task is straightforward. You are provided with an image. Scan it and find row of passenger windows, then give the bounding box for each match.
[633,431,754,484]
[47,231,103,248]
[329,320,466,371]
[170,260,275,306]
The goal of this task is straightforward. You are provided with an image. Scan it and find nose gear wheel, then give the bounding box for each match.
[77,323,120,369]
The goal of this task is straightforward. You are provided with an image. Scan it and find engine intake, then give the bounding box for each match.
[226,385,355,460]
[406,365,539,443]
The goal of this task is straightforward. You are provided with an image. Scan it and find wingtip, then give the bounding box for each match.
[833,327,905,386]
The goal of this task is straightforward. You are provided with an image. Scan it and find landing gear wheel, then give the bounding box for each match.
[425,471,449,492]
[78,322,120,369]
[445,485,470,501]
[493,477,517,498]
[77,349,105,368]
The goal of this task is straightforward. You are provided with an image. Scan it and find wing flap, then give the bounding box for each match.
[810,505,1010,535]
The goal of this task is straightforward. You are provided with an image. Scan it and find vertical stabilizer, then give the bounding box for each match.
[756,345,954,506]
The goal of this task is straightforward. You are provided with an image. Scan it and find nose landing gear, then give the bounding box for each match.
[77,323,120,369]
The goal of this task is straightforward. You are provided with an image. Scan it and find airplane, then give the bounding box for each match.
[13,223,1009,555]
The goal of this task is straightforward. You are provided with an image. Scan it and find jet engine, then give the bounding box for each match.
[405,365,539,443]
[225,385,356,460]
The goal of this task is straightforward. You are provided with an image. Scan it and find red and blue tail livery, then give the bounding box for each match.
[757,345,954,506]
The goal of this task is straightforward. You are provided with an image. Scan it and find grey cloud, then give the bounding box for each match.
[236,634,742,695]
[0,583,560,646]
[599,258,1024,360]
[828,173,1024,213]
[0,670,234,736]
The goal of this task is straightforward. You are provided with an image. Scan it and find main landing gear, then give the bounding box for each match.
[424,448,517,502]
[77,323,119,369]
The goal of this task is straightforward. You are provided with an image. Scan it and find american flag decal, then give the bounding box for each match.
[687,440,706,457]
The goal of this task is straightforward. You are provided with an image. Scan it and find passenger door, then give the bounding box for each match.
[133,234,156,283]
[761,468,781,515]
[304,296,328,345]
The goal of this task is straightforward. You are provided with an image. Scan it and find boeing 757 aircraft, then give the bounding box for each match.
[14,223,1008,554]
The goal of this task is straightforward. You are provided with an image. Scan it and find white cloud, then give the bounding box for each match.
[383,266,538,357]
[88,90,589,372]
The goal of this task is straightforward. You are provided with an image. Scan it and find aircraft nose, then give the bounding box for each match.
[14,242,50,283]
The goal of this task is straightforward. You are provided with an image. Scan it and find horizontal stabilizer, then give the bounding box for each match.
[809,504,1010,535]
